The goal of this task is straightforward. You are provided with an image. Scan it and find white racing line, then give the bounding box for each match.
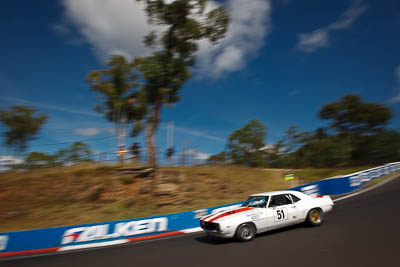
[57,227,203,252]
[334,174,400,202]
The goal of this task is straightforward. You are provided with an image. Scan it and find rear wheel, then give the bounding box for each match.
[236,223,256,242]
[306,208,323,226]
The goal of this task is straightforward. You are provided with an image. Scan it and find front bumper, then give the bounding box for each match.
[200,220,235,238]
[204,230,235,238]
[200,220,220,231]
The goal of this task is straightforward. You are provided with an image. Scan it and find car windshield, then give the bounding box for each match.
[242,196,268,208]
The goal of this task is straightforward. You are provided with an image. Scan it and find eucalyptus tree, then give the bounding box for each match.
[227,120,267,167]
[0,105,48,153]
[136,0,229,166]
[319,94,392,136]
[319,94,393,164]
[87,55,147,151]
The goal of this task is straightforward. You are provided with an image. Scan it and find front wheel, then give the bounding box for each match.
[306,208,323,226]
[236,223,256,242]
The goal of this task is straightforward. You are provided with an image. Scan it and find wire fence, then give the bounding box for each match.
[76,148,208,166]
[0,123,216,169]
[0,148,208,171]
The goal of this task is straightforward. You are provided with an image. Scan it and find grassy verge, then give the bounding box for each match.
[0,163,383,232]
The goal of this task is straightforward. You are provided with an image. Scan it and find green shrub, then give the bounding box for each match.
[120,177,135,185]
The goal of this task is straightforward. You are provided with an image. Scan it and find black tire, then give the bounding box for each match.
[306,208,323,226]
[236,223,256,242]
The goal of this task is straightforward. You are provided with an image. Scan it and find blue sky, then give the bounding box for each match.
[1,0,400,161]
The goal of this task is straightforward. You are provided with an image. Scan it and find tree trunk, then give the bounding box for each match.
[146,101,162,167]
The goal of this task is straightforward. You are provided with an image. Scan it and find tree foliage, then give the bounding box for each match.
[227,120,266,167]
[319,94,392,135]
[136,0,229,166]
[0,106,48,152]
[356,130,400,165]
[281,95,396,167]
[87,55,147,138]
[23,152,60,169]
[207,151,228,165]
[18,142,94,169]
[210,95,399,168]
[56,142,93,164]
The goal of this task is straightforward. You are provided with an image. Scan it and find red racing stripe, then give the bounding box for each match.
[0,247,60,258]
[208,207,252,222]
[201,213,215,221]
[127,231,185,242]
[0,231,191,258]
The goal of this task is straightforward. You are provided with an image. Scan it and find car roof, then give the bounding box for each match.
[250,190,302,197]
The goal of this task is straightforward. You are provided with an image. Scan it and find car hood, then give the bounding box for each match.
[201,207,256,223]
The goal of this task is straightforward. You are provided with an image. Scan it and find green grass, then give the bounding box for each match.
[0,163,385,232]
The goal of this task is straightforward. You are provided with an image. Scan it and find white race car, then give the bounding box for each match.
[200,190,334,242]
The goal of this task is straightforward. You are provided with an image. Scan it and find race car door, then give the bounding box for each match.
[242,196,271,233]
[268,194,298,229]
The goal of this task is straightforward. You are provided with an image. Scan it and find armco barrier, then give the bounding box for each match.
[290,162,400,196]
[1,162,399,258]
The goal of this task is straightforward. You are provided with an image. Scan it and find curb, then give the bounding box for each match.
[0,228,202,259]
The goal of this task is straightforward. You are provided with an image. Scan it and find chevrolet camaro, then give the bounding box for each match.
[200,190,334,241]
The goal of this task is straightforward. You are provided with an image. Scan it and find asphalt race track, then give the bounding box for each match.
[3,177,400,267]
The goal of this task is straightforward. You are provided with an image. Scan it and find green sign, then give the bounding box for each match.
[284,173,296,181]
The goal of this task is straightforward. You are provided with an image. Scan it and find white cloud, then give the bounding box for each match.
[74,127,117,137]
[196,0,272,77]
[296,0,368,53]
[0,156,24,165]
[396,65,400,81]
[59,0,156,60]
[180,149,211,160]
[196,152,211,160]
[0,155,24,171]
[297,29,330,53]
[390,65,400,103]
[215,45,244,73]
[329,0,368,30]
[392,96,400,104]
[74,127,101,137]
[57,0,272,77]
[52,23,71,35]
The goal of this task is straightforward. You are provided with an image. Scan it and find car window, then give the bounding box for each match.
[289,194,301,203]
[268,194,293,207]
[242,196,269,208]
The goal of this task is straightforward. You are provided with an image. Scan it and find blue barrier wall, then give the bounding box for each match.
[290,162,400,196]
[0,201,243,256]
[1,162,399,257]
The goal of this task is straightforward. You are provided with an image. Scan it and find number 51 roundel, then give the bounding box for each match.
[273,208,288,222]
